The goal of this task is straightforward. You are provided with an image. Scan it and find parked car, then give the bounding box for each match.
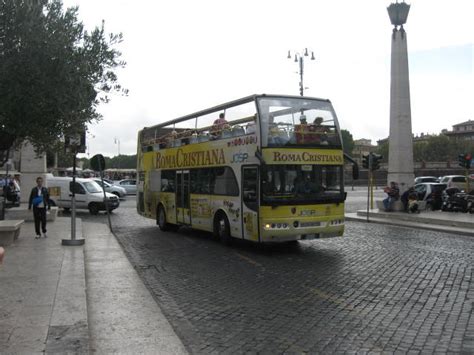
[47,176,120,215]
[439,175,474,191]
[414,176,439,184]
[441,187,474,213]
[116,179,137,195]
[413,183,447,210]
[92,178,127,198]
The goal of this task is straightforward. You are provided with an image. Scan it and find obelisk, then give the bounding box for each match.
[387,1,414,194]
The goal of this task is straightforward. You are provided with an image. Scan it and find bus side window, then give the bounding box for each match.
[161,170,175,192]
[213,167,239,196]
[191,169,211,194]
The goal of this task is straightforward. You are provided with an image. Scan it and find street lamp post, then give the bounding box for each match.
[287,48,315,96]
[114,137,120,170]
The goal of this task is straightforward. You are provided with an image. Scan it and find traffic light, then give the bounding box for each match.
[371,153,383,171]
[362,154,369,169]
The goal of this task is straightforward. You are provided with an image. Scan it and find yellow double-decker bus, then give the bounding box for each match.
[137,94,358,244]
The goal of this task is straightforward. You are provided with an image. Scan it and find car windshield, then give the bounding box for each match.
[83,181,102,193]
[420,178,437,183]
[261,165,343,204]
[257,97,341,148]
[97,180,111,187]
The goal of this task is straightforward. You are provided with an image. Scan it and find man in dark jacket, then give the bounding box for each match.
[28,176,50,239]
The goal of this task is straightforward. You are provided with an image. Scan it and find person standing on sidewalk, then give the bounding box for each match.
[28,177,50,239]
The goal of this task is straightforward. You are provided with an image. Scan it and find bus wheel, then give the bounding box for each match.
[89,203,100,215]
[214,212,232,245]
[157,205,170,231]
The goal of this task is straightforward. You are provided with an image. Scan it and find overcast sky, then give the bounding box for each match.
[61,0,473,158]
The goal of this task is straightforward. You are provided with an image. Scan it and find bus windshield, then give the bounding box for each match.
[261,165,343,204]
[257,97,342,148]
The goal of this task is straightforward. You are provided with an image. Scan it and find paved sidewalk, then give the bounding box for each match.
[346,209,474,236]
[0,217,187,354]
[0,217,88,353]
[84,221,187,354]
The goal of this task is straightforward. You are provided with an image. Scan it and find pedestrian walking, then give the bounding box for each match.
[28,177,50,239]
[0,246,4,264]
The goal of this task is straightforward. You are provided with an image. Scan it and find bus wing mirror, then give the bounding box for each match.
[352,164,359,180]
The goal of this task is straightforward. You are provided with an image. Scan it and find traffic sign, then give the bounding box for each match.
[90,154,106,172]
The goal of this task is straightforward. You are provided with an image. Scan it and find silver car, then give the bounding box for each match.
[116,179,137,195]
[93,178,127,198]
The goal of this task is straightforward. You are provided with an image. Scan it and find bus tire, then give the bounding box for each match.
[89,203,100,215]
[157,205,171,231]
[214,212,232,245]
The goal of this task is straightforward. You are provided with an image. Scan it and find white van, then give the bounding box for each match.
[46,176,120,215]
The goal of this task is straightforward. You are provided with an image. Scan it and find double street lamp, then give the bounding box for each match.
[287,48,315,96]
[114,137,120,170]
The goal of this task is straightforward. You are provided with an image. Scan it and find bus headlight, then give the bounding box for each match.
[264,223,290,230]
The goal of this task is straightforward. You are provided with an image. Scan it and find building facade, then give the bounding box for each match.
[443,119,474,141]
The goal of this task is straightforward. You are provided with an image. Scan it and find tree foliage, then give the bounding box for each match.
[79,154,137,170]
[376,135,474,163]
[0,0,126,156]
[341,129,354,155]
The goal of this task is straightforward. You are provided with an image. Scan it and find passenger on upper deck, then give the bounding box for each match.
[211,113,228,135]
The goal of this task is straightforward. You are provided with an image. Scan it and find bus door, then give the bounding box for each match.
[176,170,191,225]
[241,166,259,241]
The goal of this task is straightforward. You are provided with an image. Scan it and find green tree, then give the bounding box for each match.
[376,141,389,162]
[341,129,354,155]
[413,141,428,162]
[0,0,126,162]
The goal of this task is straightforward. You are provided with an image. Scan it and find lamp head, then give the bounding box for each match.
[387,1,410,27]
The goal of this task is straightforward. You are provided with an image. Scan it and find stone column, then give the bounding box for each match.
[19,142,47,205]
[387,2,414,194]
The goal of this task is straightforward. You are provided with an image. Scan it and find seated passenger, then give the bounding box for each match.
[246,122,256,134]
[211,113,228,137]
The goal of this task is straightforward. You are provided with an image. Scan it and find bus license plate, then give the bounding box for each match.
[302,233,318,240]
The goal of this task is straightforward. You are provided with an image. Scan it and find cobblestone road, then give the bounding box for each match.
[80,195,473,354]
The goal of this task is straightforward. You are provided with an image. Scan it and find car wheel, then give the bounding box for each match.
[214,212,232,245]
[112,192,120,197]
[89,203,100,215]
[63,207,70,213]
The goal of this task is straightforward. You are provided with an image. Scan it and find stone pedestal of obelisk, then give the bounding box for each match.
[387,1,414,195]
[19,142,47,205]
